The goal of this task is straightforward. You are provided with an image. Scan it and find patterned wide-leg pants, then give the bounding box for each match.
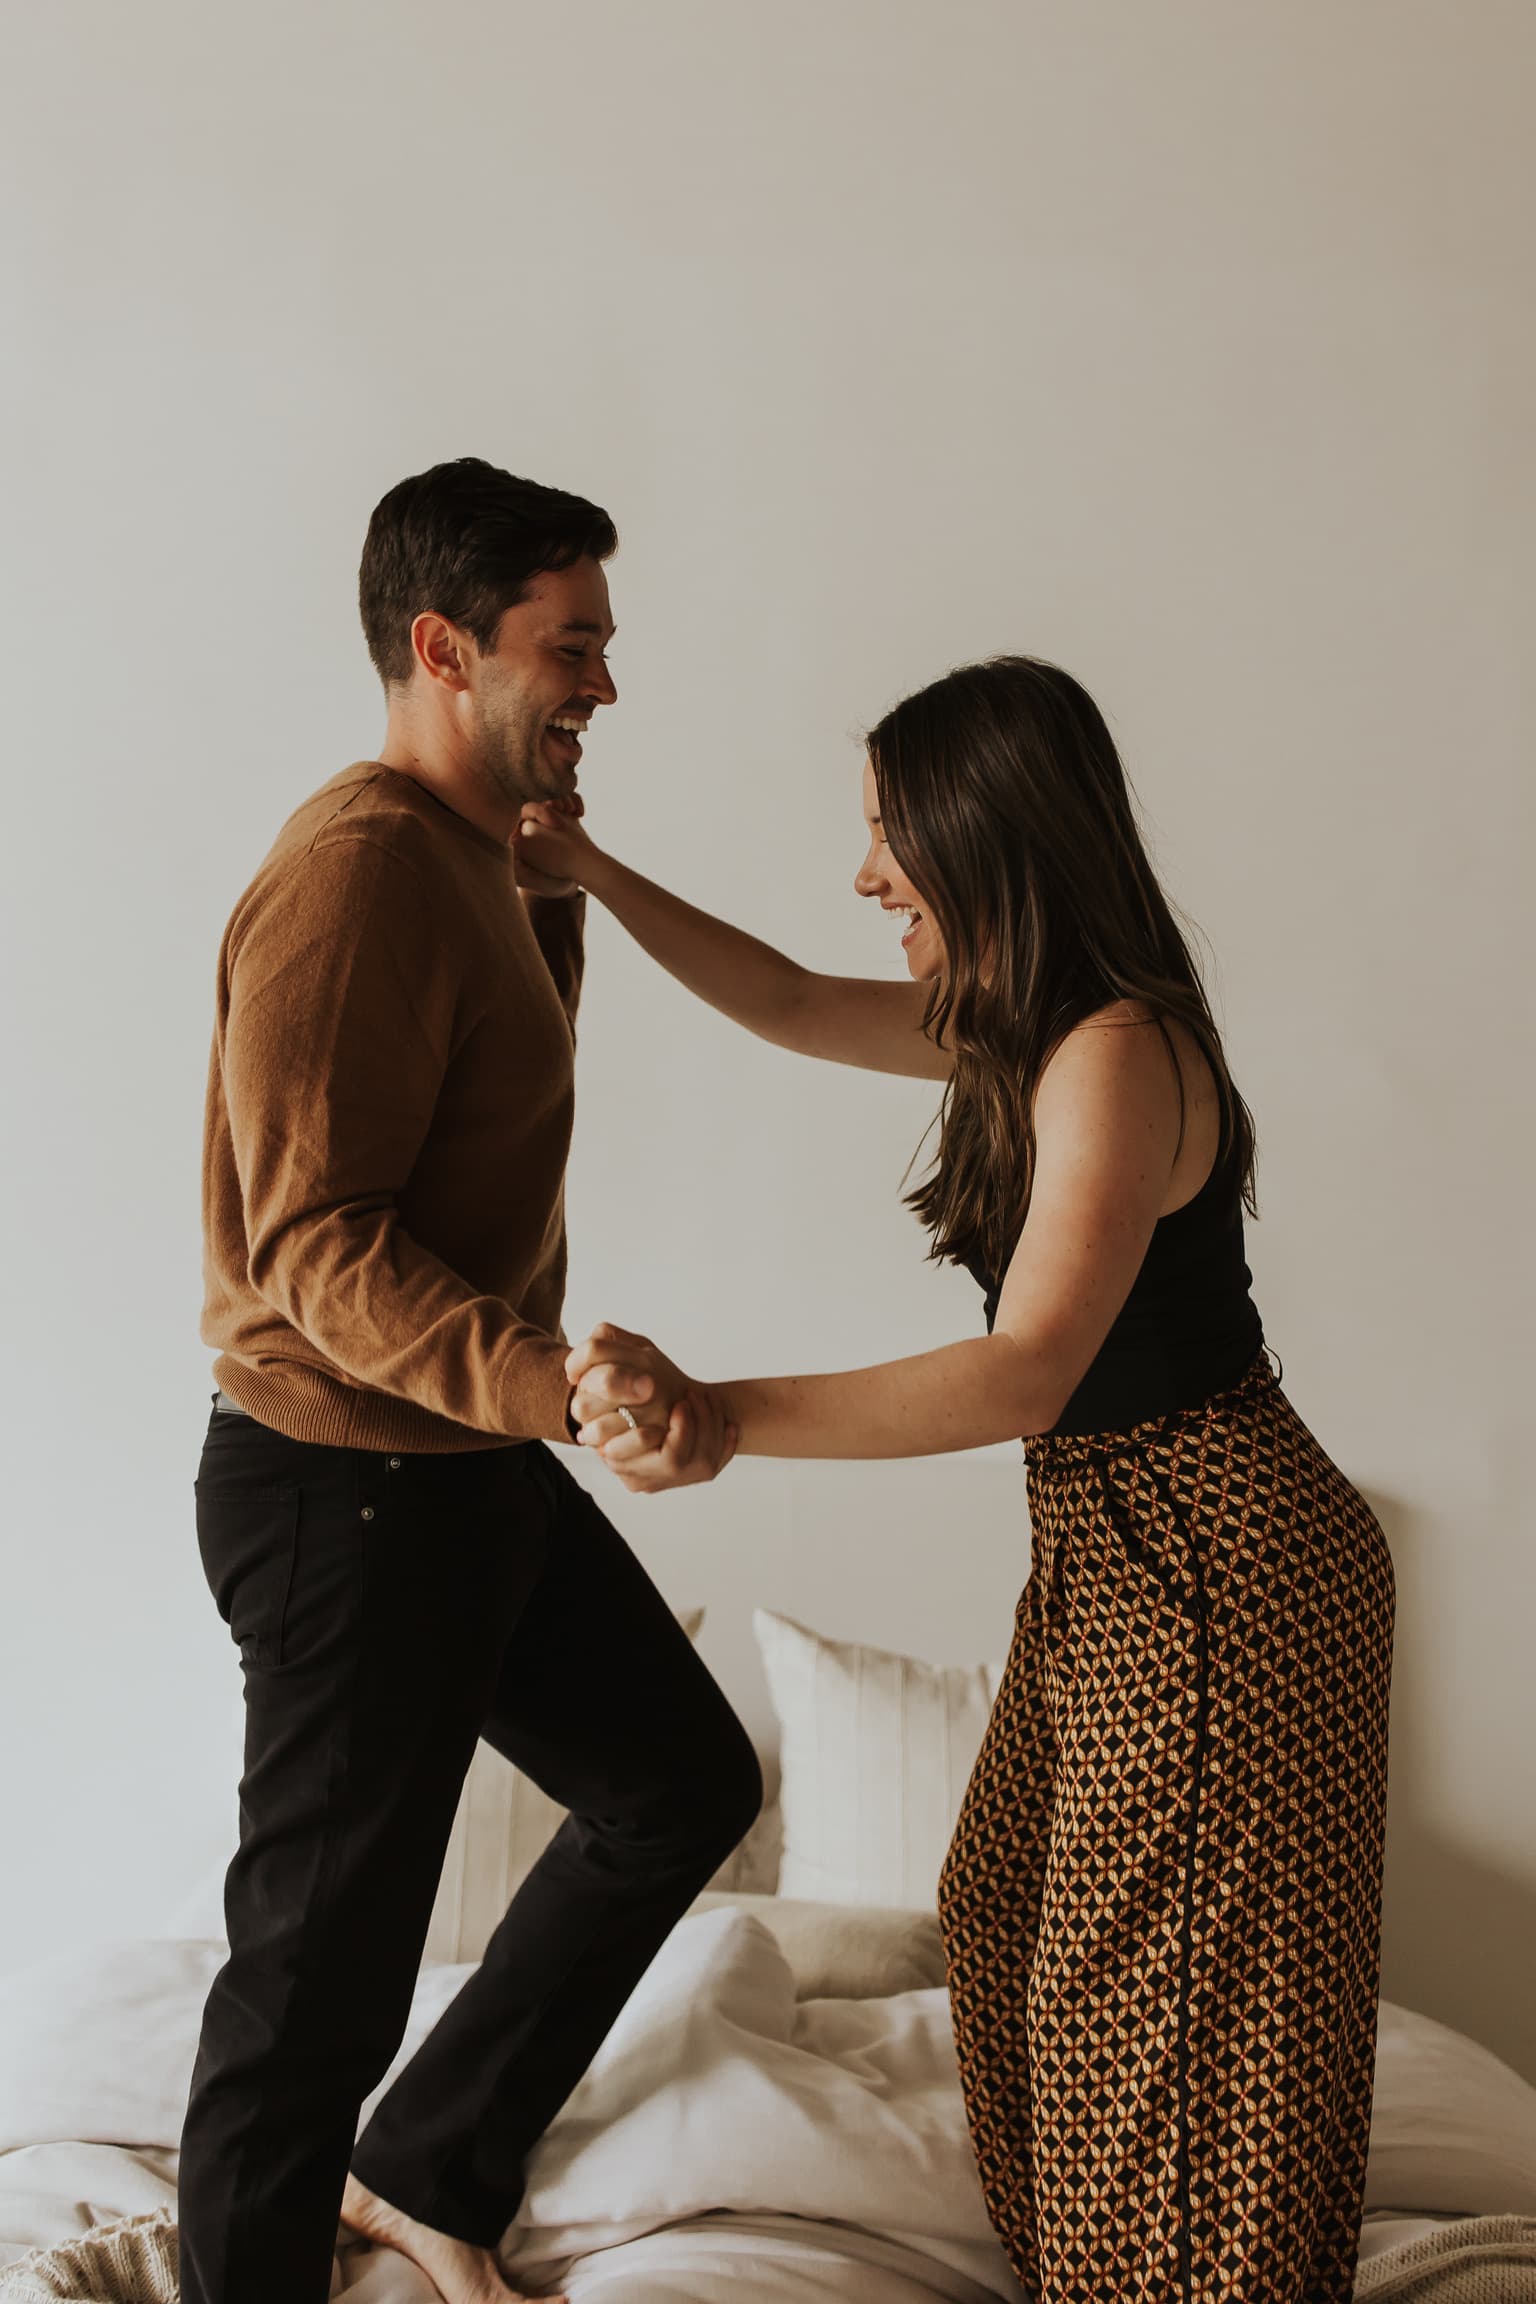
[938,1357,1394,2304]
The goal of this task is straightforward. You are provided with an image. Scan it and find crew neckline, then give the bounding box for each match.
[355,761,513,860]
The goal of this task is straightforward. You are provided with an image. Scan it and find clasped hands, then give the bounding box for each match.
[566,1324,739,1494]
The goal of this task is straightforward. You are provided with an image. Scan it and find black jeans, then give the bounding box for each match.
[178,1401,761,2304]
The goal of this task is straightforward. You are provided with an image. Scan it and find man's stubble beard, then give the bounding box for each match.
[472,674,562,811]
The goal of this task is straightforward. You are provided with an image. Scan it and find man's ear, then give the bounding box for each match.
[410,611,473,692]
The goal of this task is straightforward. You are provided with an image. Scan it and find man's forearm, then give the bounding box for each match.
[250,1202,575,1443]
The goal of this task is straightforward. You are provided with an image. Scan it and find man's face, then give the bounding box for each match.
[468,557,618,809]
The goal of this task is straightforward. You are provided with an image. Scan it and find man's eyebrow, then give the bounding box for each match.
[550,619,616,640]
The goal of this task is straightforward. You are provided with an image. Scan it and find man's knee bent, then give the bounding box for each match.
[626,1717,763,1874]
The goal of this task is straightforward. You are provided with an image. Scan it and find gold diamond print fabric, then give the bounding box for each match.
[938,1360,1395,2304]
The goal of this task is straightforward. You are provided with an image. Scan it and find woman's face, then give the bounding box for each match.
[855,755,946,981]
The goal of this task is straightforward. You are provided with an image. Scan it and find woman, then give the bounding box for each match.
[517,656,1393,2304]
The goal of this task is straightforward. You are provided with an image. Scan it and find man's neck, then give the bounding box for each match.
[376,715,519,848]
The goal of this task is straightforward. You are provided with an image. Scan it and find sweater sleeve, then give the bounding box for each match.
[222,836,573,1442]
[521,889,587,1030]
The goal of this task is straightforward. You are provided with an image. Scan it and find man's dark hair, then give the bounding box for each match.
[359,456,618,687]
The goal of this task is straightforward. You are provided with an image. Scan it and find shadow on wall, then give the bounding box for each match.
[1369,1490,1536,2086]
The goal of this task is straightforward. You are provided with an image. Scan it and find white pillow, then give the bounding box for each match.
[705,1794,784,1897]
[423,1606,706,1964]
[1364,1999,1536,2218]
[753,1608,1003,1910]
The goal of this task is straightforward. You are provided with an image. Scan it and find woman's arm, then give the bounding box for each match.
[569,1011,1185,1471]
[515,803,949,1081]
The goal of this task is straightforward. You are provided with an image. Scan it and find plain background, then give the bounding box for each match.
[2,2,1532,2080]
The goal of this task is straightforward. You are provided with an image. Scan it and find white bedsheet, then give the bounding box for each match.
[0,1909,1025,2299]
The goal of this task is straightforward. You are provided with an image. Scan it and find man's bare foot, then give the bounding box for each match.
[339,2173,566,2304]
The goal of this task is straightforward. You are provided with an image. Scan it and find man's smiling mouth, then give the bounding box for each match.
[547,715,589,762]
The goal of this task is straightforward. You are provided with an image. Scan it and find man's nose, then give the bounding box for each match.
[586,659,618,708]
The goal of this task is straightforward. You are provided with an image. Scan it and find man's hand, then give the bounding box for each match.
[566,1323,739,1490]
[568,1327,746,1483]
[567,1321,685,1441]
[513,797,605,898]
[595,1385,740,1495]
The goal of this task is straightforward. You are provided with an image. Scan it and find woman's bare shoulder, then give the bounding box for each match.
[1043,1000,1186,1080]
[1060,1001,1213,1084]
[1041,1005,1221,1209]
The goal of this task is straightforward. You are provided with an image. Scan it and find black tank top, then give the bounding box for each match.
[963,1151,1265,1436]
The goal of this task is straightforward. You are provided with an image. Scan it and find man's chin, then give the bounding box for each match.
[521,768,579,808]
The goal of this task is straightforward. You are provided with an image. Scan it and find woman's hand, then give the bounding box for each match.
[568,1336,741,1492]
[513,798,609,897]
[596,1385,740,1494]
[566,1323,739,1491]
[567,1322,686,1439]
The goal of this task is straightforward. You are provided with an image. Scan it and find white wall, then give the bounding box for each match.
[2,1,1532,2077]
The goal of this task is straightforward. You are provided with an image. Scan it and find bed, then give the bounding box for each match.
[2,1609,1532,2299]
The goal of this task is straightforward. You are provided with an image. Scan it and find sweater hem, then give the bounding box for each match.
[210,1354,571,1455]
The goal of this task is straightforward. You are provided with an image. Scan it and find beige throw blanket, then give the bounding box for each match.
[0,2209,177,2302]
[1356,2215,1536,2300]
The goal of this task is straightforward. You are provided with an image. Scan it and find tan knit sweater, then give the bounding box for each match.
[201,763,583,1452]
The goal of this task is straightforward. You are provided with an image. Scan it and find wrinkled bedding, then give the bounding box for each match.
[2,1908,1534,2300]
[0,1910,1023,2299]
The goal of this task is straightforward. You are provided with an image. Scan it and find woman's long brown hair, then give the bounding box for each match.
[867,656,1256,1280]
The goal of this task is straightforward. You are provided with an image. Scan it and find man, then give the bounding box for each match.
[180,457,758,2304]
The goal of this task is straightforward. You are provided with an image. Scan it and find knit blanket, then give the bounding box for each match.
[1355,2215,1536,2300]
[0,2208,177,2302]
